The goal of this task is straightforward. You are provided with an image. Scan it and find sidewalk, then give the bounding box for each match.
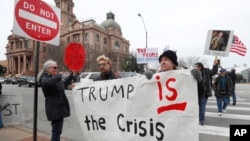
[0,125,69,141]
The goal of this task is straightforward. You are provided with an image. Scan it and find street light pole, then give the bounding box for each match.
[138,13,148,70]
[138,13,148,48]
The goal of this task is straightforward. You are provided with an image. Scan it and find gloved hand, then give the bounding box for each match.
[191,69,202,82]
[144,70,153,80]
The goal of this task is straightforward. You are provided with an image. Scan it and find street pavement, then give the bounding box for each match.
[0,83,250,141]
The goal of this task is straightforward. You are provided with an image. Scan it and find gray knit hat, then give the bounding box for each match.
[159,50,178,66]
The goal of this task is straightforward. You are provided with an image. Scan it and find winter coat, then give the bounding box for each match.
[213,75,233,98]
[41,73,73,121]
[201,65,218,97]
[228,72,236,86]
[94,70,117,81]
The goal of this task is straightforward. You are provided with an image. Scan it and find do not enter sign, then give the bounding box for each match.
[13,0,61,45]
[64,43,86,72]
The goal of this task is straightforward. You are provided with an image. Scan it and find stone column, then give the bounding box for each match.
[18,55,21,74]
[23,54,27,74]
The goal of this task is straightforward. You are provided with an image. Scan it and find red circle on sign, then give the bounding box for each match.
[64,43,86,72]
[15,0,59,41]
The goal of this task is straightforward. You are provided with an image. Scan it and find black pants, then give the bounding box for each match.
[51,118,64,141]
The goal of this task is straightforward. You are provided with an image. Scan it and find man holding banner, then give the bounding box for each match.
[94,55,118,81]
[194,58,219,125]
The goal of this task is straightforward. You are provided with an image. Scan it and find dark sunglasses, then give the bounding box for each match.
[51,66,58,69]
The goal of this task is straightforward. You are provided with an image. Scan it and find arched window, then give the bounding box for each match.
[67,2,71,12]
[103,38,107,44]
[68,18,72,25]
[114,41,120,49]
[95,34,99,42]
[85,33,89,41]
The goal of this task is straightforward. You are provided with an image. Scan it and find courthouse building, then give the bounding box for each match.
[4,0,129,76]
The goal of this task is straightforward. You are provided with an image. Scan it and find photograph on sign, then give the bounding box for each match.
[136,48,158,64]
[13,0,61,45]
[204,30,234,57]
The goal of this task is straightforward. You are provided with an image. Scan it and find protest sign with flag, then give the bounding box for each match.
[230,35,247,56]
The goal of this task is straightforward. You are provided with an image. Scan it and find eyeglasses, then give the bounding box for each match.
[98,63,106,67]
[50,66,58,69]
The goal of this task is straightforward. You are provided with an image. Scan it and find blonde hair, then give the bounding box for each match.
[96,55,112,64]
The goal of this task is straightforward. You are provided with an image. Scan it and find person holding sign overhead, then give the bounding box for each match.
[194,57,219,125]
[37,59,76,141]
[94,55,118,81]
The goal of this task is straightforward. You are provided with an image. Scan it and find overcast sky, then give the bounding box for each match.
[1,0,249,72]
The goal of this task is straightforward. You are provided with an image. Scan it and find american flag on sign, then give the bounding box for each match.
[230,35,247,56]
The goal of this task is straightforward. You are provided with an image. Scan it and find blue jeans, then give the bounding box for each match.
[199,96,208,122]
[51,118,64,141]
[0,111,4,128]
[216,95,229,112]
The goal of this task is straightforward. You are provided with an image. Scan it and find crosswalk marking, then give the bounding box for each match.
[207,101,250,105]
[199,125,229,137]
[206,105,250,111]
[199,94,250,137]
[205,112,250,120]
[208,97,246,102]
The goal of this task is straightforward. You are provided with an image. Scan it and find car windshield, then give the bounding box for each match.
[89,74,99,79]
[119,72,138,78]
[27,76,35,80]
[80,74,89,79]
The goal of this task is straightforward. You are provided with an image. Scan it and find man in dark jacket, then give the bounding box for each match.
[94,55,117,81]
[194,58,219,125]
[228,68,237,105]
[0,81,2,95]
[38,60,74,141]
[214,68,232,116]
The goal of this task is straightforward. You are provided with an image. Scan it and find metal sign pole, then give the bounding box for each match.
[33,41,40,141]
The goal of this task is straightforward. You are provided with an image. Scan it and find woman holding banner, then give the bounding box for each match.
[37,59,75,141]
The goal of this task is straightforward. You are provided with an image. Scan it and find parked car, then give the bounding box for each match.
[16,76,35,87]
[0,77,5,83]
[79,72,100,82]
[3,77,17,84]
[62,74,80,90]
[118,72,142,78]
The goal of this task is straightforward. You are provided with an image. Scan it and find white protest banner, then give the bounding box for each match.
[73,70,198,141]
[0,94,23,125]
[136,48,158,64]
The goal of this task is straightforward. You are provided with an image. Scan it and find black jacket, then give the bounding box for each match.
[0,82,2,94]
[228,72,236,86]
[41,73,73,121]
[201,65,218,97]
[94,71,117,81]
[213,75,233,97]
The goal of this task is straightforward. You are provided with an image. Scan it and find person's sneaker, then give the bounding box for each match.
[232,103,236,106]
[218,112,222,116]
[222,109,227,113]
